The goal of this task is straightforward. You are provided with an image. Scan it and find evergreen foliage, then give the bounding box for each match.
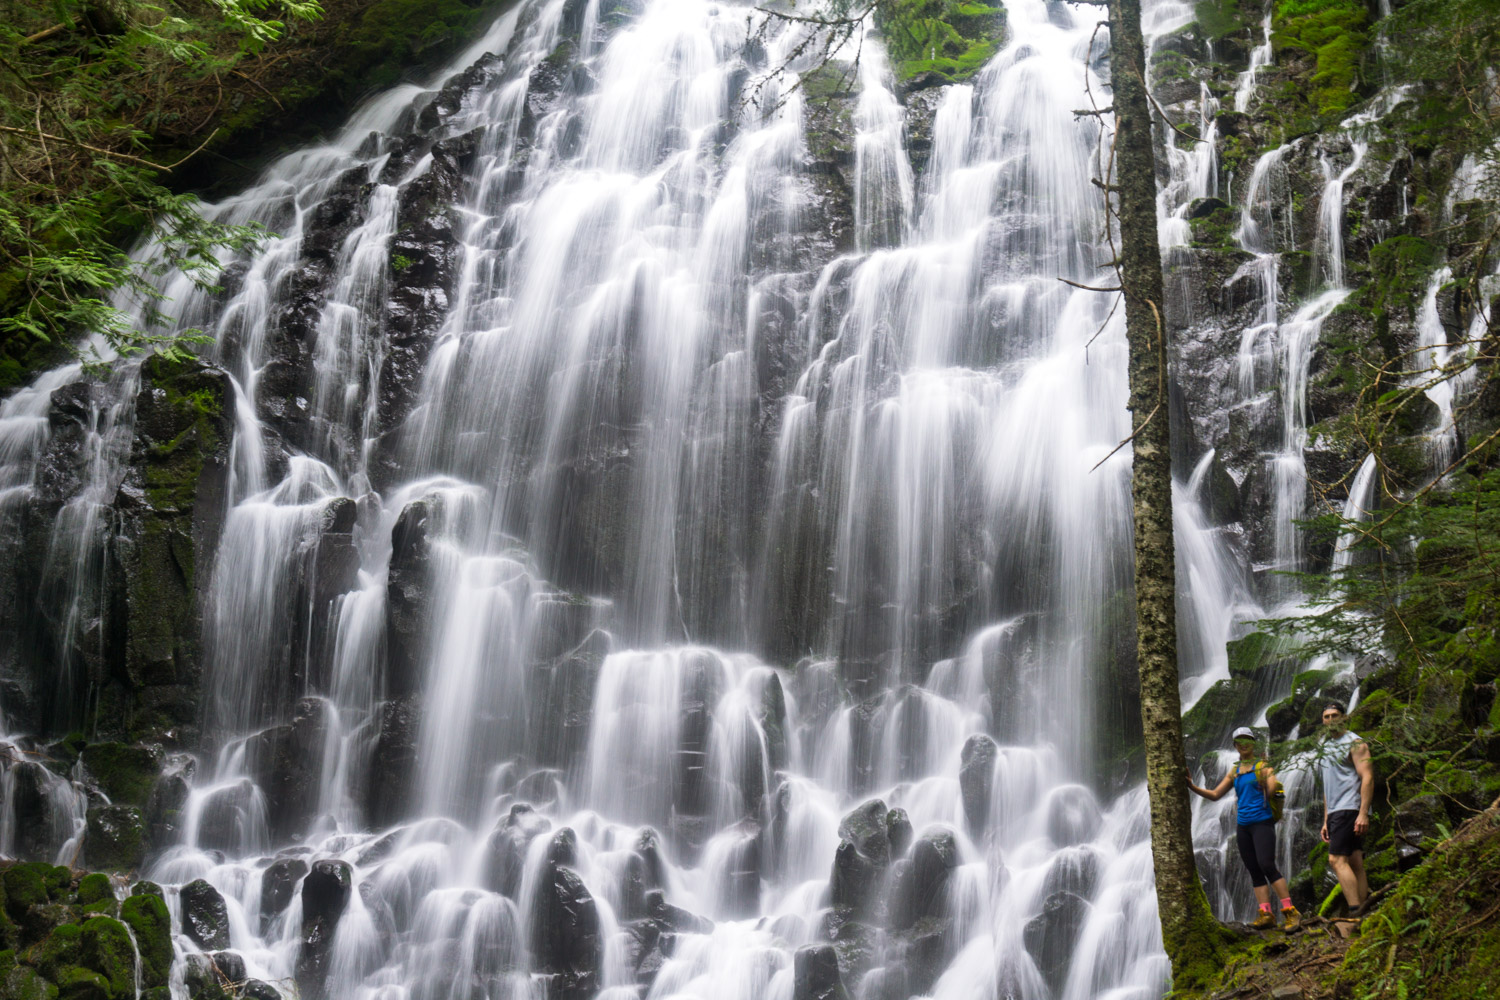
[0,0,322,388]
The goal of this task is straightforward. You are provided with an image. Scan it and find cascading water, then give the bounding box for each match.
[1,0,1428,993]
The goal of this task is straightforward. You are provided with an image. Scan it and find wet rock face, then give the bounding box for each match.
[106,354,234,744]
[368,693,421,829]
[793,943,847,1000]
[888,828,960,931]
[483,803,552,898]
[830,799,905,921]
[5,760,57,861]
[530,830,602,1000]
[959,733,998,839]
[296,859,354,1000]
[84,805,146,871]
[245,696,328,842]
[261,857,310,933]
[384,497,436,698]
[180,878,231,951]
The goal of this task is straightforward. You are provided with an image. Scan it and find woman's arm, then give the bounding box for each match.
[1264,763,1280,798]
[1186,768,1233,801]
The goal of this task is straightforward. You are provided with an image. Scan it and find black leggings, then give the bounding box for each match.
[1236,820,1281,887]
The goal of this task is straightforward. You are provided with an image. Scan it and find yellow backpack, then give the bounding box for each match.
[1255,760,1286,823]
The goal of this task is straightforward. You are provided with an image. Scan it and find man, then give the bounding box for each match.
[1319,701,1374,928]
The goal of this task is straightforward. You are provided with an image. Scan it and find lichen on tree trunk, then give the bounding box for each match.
[1107,0,1232,989]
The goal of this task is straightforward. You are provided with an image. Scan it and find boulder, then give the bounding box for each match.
[889,828,961,930]
[529,849,601,1000]
[180,879,230,951]
[959,734,998,839]
[367,694,420,828]
[120,891,172,988]
[383,499,435,697]
[1025,890,1091,995]
[245,697,327,841]
[644,889,713,935]
[260,858,310,933]
[1045,786,1102,848]
[84,806,145,872]
[79,743,163,806]
[295,860,353,1000]
[793,943,847,1000]
[482,804,551,898]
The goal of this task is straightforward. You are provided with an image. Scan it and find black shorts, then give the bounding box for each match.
[1328,809,1363,856]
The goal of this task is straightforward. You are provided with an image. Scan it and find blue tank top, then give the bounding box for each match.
[1234,765,1273,825]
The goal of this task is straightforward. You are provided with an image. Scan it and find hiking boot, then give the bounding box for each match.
[1281,906,1303,932]
[1251,910,1275,930]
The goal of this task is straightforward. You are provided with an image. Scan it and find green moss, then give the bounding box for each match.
[1189,204,1241,249]
[83,808,144,874]
[1194,0,1243,40]
[1183,676,1255,764]
[52,968,108,1000]
[35,925,83,983]
[1226,631,1282,680]
[78,919,133,1000]
[1,964,59,1000]
[77,745,161,809]
[337,0,492,93]
[118,895,169,990]
[69,881,109,913]
[1271,0,1369,115]
[875,0,1006,84]
[2,868,69,922]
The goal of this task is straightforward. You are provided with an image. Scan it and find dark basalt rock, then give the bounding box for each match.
[106,355,234,744]
[296,860,353,1000]
[245,697,328,842]
[959,734,998,839]
[889,828,961,930]
[85,804,146,871]
[829,798,907,920]
[886,808,913,860]
[145,760,193,853]
[368,693,421,828]
[1393,794,1446,872]
[180,879,231,951]
[644,890,713,935]
[483,803,552,898]
[385,498,436,698]
[1025,889,1091,995]
[261,858,310,933]
[530,846,602,1000]
[838,799,892,867]
[793,943,847,1000]
[5,761,55,861]
[715,822,761,918]
[1045,785,1102,848]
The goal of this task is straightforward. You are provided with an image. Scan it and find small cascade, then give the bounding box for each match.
[1415,267,1459,464]
[1233,9,1274,113]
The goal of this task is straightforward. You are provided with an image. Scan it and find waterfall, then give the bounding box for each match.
[1,0,1424,993]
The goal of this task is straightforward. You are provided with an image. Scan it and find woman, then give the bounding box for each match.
[1187,726,1302,931]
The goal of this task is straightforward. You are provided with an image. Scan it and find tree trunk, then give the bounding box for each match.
[1107,0,1228,988]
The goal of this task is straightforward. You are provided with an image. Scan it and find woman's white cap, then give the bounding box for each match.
[1231,726,1256,741]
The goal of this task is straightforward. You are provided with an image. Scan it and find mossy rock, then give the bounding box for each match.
[70,880,109,913]
[875,0,1006,85]
[52,968,108,1000]
[1183,676,1256,765]
[78,745,162,809]
[36,925,83,983]
[78,919,134,1000]
[1226,631,1283,680]
[83,808,144,874]
[1,964,58,1000]
[118,895,170,989]
[2,867,69,917]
